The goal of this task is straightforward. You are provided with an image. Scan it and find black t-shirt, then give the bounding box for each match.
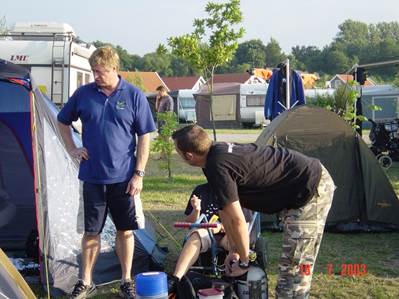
[185,184,252,222]
[203,143,322,214]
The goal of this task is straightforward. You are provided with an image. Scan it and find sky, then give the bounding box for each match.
[2,0,399,56]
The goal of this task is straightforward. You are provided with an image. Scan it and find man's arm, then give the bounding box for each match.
[58,122,76,152]
[58,122,88,160]
[184,195,201,223]
[155,96,160,112]
[126,133,151,197]
[219,200,250,263]
[168,96,174,112]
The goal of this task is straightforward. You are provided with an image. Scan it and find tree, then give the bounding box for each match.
[124,72,146,92]
[156,45,196,76]
[168,0,244,140]
[151,112,179,179]
[291,45,323,73]
[115,45,137,70]
[170,55,196,76]
[142,52,173,76]
[331,20,399,80]
[234,39,267,68]
[320,46,352,75]
[264,38,286,67]
[334,20,369,59]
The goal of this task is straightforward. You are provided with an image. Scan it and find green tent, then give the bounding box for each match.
[256,105,399,231]
[0,249,36,299]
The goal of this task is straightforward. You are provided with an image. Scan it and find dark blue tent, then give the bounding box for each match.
[0,61,34,249]
[0,59,165,295]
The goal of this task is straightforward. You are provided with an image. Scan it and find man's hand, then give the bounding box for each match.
[190,195,201,211]
[210,222,222,234]
[125,175,143,197]
[224,252,249,277]
[69,147,89,161]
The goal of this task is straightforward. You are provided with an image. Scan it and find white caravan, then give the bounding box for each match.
[239,83,268,127]
[0,22,95,105]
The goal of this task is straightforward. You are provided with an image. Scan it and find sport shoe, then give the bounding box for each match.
[120,280,136,299]
[69,280,96,299]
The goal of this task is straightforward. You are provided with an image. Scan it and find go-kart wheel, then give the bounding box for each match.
[378,155,392,169]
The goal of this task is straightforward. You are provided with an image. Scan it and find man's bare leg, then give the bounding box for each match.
[115,230,134,281]
[81,234,101,285]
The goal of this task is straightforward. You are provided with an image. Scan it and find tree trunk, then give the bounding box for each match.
[209,73,217,141]
[167,155,172,180]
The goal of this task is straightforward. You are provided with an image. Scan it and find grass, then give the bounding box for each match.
[143,157,399,299]
[30,131,399,298]
[263,232,399,298]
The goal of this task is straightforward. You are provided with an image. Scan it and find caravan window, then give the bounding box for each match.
[179,97,195,109]
[77,72,84,88]
[85,73,90,84]
[246,95,264,107]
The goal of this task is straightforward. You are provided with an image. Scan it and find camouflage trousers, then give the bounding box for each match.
[276,165,335,299]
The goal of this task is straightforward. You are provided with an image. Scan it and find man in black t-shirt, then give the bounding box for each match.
[172,125,335,299]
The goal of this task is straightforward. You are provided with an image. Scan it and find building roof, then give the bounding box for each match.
[362,84,399,96]
[196,82,241,95]
[212,73,252,84]
[119,71,168,93]
[162,76,204,91]
[332,74,375,86]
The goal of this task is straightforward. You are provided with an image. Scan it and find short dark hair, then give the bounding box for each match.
[172,125,212,155]
[156,85,167,92]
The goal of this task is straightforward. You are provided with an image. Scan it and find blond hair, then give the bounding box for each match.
[172,125,212,155]
[89,46,120,70]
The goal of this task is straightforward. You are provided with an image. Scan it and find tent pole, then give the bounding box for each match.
[286,58,290,110]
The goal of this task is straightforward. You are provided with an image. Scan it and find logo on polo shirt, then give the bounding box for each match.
[116,100,126,110]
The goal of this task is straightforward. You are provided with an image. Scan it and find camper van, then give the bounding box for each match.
[170,89,197,123]
[0,22,95,105]
[239,83,268,127]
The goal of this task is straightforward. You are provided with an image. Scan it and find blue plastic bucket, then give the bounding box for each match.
[135,272,168,299]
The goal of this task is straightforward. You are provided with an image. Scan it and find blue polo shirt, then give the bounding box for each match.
[57,77,156,184]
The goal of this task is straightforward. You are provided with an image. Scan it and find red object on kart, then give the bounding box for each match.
[198,288,224,298]
[174,222,218,228]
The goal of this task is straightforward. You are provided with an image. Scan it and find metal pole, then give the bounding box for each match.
[286,58,290,109]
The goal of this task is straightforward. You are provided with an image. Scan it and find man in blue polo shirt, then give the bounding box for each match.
[57,46,156,299]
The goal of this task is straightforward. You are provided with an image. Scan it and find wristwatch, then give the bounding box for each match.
[134,170,145,177]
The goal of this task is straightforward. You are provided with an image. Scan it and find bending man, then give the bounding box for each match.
[172,125,334,299]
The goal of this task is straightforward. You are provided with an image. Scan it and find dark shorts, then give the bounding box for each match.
[81,181,144,235]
